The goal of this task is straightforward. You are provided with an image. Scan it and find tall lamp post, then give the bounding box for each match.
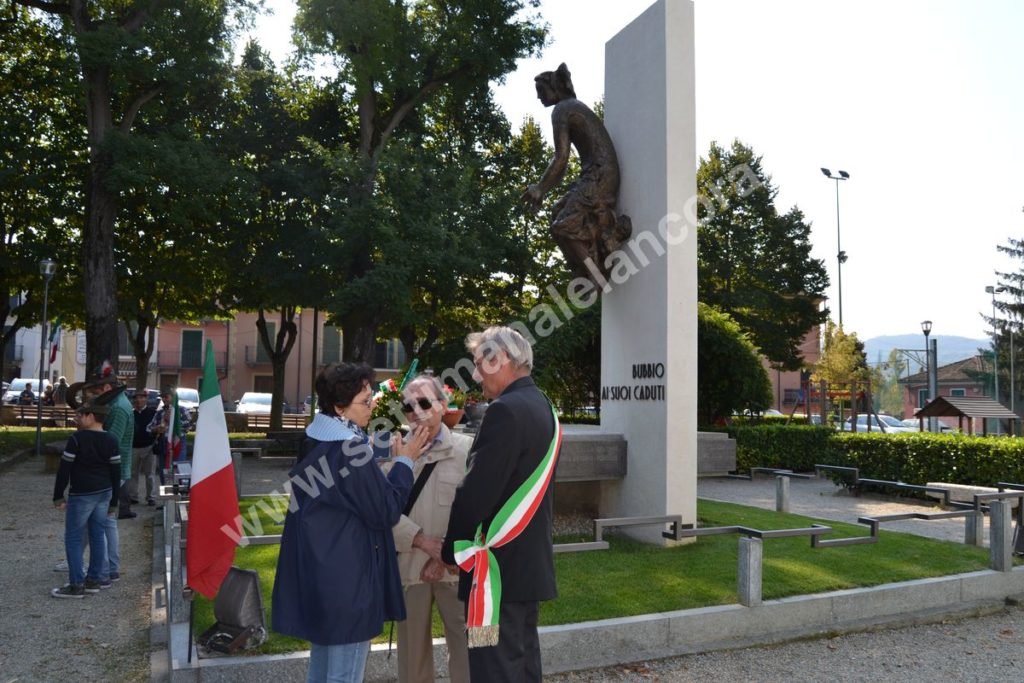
[821,168,850,327]
[921,320,935,432]
[986,285,1006,434]
[35,258,58,458]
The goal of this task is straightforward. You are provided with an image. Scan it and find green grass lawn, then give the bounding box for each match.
[0,426,269,459]
[193,498,991,655]
[0,426,75,457]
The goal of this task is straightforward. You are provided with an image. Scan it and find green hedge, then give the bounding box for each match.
[735,426,1024,487]
[735,425,838,472]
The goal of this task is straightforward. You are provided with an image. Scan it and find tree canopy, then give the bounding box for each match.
[292,0,547,362]
[696,303,772,425]
[697,140,829,371]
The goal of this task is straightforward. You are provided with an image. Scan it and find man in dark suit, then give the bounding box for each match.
[441,326,559,682]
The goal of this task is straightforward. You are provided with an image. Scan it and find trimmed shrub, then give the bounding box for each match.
[735,425,838,472]
[735,426,1024,487]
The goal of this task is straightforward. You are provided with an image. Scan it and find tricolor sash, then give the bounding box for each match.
[453,403,563,648]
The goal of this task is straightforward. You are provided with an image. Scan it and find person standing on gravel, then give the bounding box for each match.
[129,392,157,506]
[51,401,120,598]
[66,362,133,585]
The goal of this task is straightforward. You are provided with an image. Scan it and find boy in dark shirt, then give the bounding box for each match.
[52,403,121,598]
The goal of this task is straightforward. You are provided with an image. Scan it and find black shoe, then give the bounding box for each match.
[51,584,86,599]
[147,499,156,506]
[84,578,112,592]
[130,498,140,505]
[118,510,138,520]
[109,572,120,582]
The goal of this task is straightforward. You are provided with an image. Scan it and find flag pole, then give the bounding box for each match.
[186,588,195,663]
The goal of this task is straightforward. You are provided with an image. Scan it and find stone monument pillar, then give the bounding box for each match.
[600,0,696,541]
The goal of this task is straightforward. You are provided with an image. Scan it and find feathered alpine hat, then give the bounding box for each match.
[66,361,126,410]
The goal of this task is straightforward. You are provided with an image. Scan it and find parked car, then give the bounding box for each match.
[900,418,956,433]
[235,392,273,414]
[3,378,52,405]
[125,387,161,409]
[840,414,916,433]
[174,387,200,413]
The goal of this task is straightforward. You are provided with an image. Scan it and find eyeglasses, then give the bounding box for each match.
[401,397,439,413]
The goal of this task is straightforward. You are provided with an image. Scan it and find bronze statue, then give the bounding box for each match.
[522,63,632,282]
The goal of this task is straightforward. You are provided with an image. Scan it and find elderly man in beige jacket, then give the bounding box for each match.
[392,375,472,683]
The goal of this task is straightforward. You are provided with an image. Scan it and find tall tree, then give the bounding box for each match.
[293,0,546,361]
[11,0,244,372]
[990,236,1024,408]
[219,44,340,429]
[875,349,909,416]
[0,8,82,381]
[697,140,829,370]
[812,321,869,418]
[106,39,246,388]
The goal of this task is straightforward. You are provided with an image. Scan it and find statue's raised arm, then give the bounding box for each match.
[522,63,632,283]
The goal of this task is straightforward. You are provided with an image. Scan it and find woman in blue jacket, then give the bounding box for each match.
[273,363,430,683]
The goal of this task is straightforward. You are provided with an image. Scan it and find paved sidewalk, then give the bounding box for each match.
[698,475,976,544]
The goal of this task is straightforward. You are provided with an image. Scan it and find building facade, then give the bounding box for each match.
[899,355,992,428]
[40,311,405,409]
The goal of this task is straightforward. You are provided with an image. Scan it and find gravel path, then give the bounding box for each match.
[546,605,1024,682]
[0,448,153,683]
[698,475,974,544]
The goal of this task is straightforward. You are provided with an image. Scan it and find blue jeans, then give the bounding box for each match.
[65,490,110,585]
[307,641,370,683]
[103,485,122,574]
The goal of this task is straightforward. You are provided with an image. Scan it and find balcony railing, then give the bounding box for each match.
[115,358,158,379]
[157,350,226,370]
[245,345,272,365]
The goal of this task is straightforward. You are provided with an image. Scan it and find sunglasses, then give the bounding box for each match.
[401,397,439,413]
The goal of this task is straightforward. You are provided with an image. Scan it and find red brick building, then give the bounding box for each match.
[899,355,991,428]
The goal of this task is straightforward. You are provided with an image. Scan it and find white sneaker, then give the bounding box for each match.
[53,560,68,572]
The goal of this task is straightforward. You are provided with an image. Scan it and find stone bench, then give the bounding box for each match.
[925,482,1019,510]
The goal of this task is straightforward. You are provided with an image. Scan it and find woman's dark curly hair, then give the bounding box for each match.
[316,363,376,416]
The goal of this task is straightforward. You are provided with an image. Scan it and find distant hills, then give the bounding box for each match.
[863,334,989,372]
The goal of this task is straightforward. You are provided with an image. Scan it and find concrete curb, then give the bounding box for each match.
[0,446,33,474]
[155,563,1024,682]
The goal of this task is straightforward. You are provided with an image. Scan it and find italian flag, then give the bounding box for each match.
[164,391,183,471]
[186,340,242,598]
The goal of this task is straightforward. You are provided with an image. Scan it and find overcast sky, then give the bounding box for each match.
[249,0,1024,341]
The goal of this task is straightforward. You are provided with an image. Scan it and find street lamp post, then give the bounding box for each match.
[921,320,935,432]
[35,258,58,458]
[986,285,1006,434]
[821,168,850,327]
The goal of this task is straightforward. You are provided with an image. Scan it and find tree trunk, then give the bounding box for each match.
[341,315,376,364]
[82,168,120,373]
[126,316,157,390]
[81,66,120,375]
[0,317,26,383]
[256,308,298,431]
[270,355,287,430]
